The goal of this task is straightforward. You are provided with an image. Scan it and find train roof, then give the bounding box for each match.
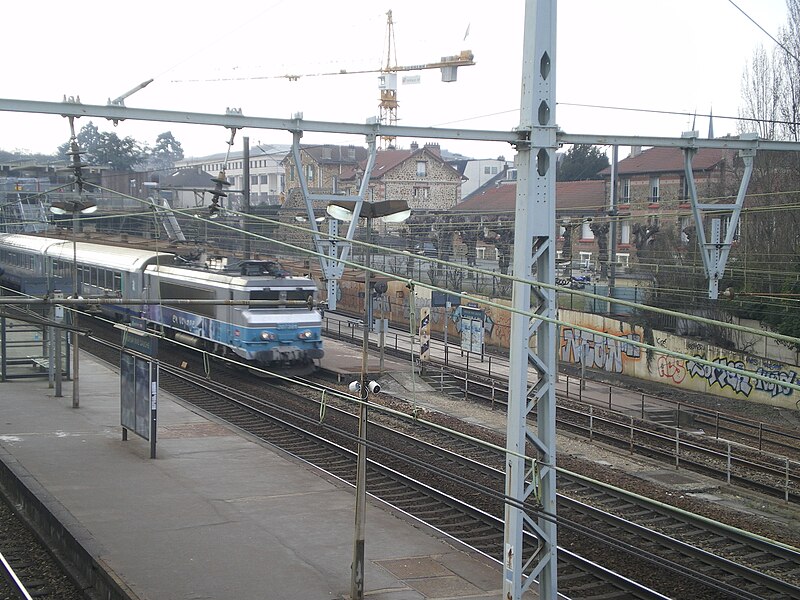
[46,240,173,271]
[0,234,174,271]
[147,264,317,288]
[0,234,71,254]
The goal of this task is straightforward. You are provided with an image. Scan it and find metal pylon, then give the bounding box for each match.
[504,1,558,599]
[290,132,378,311]
[682,131,756,299]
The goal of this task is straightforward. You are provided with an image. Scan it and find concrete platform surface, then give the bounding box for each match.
[0,354,510,600]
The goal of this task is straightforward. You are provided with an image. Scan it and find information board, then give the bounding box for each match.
[460,306,484,354]
[120,351,158,459]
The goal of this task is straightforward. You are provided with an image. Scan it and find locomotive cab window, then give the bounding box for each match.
[287,290,312,301]
[250,290,280,301]
[249,289,313,303]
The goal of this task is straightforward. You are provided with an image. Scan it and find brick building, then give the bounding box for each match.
[599,145,733,256]
[338,142,463,212]
[281,144,368,211]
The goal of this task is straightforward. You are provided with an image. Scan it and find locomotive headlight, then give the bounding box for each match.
[260,331,277,341]
[297,330,313,340]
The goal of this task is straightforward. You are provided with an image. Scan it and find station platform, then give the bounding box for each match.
[0,353,513,600]
[319,336,410,382]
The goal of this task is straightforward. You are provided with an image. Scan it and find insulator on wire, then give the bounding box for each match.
[208,170,230,217]
[67,139,87,191]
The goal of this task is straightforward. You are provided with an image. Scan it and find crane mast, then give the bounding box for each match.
[378,9,475,148]
[379,10,399,148]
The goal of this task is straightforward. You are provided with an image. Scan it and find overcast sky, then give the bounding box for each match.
[0,0,789,161]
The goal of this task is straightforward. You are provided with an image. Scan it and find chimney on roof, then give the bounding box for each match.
[424,142,441,156]
[410,141,419,150]
[630,145,642,158]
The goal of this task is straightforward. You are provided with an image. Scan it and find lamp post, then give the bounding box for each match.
[50,198,97,408]
[326,199,409,600]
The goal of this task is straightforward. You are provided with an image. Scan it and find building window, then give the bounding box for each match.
[649,176,660,203]
[620,220,631,245]
[621,178,631,203]
[289,165,295,181]
[412,186,430,200]
[306,165,314,182]
[251,175,259,186]
[259,174,268,185]
[416,161,427,177]
[579,252,593,268]
[580,221,594,240]
[484,166,491,174]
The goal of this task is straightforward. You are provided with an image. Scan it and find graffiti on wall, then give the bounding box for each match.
[686,356,754,397]
[657,356,686,383]
[754,367,797,397]
[560,328,641,374]
[654,354,799,399]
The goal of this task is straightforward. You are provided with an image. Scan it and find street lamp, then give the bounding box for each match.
[326,199,409,600]
[50,198,97,408]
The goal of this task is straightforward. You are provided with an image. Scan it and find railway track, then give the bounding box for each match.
[0,496,85,600]
[82,325,800,599]
[326,324,800,503]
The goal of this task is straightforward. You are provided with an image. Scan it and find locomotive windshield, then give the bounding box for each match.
[250,290,313,302]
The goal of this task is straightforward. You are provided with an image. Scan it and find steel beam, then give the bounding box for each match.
[504,1,558,599]
[5,98,800,152]
[290,132,378,311]
[682,132,754,299]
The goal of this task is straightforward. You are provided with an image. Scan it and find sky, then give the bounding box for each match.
[0,0,791,161]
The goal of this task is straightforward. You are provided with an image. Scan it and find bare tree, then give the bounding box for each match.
[778,0,800,141]
[738,44,782,139]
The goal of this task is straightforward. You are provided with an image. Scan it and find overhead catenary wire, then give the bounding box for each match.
[172,207,800,396]
[23,181,800,352]
[10,177,800,392]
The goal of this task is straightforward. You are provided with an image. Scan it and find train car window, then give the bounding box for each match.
[159,281,215,318]
[90,267,98,286]
[113,272,122,292]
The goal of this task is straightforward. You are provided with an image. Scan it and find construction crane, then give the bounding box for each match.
[377,9,474,147]
[172,9,474,148]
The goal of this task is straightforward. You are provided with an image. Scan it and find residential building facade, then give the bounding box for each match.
[281,144,369,211]
[449,156,512,198]
[599,145,732,259]
[338,142,463,211]
[176,143,289,207]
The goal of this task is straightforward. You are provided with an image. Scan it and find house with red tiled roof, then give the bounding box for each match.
[281,144,369,208]
[597,145,733,256]
[338,142,463,211]
[452,167,607,270]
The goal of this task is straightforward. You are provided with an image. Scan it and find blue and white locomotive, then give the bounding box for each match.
[142,259,323,370]
[0,234,324,372]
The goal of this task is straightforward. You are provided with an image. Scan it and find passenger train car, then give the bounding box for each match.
[0,234,324,372]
